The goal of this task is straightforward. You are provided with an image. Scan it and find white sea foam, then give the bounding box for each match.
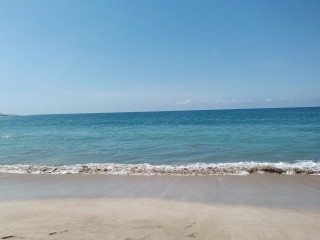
[1,135,11,139]
[0,161,319,175]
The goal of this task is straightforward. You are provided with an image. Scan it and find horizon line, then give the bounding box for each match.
[14,105,320,116]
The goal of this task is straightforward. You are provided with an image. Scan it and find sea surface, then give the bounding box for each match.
[1,107,320,175]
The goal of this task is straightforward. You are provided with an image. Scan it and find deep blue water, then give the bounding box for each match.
[1,107,320,166]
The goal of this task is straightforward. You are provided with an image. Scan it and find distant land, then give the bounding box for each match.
[0,112,15,117]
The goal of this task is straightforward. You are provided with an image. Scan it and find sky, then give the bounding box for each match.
[0,0,320,114]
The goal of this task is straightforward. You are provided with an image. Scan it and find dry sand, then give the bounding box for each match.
[0,198,319,240]
[0,174,319,239]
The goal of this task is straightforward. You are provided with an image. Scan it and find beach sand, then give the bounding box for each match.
[0,174,319,239]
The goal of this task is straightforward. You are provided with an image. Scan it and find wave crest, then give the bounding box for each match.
[0,161,319,175]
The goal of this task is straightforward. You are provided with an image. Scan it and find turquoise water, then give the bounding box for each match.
[1,107,320,169]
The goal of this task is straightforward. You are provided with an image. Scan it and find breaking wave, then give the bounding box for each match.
[0,161,319,175]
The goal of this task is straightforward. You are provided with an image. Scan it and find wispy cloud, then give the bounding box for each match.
[177,99,191,105]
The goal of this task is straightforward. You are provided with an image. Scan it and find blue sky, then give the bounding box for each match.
[0,0,319,114]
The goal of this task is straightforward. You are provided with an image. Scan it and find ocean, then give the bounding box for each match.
[1,107,320,175]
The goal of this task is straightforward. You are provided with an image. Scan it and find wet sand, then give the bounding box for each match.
[0,174,320,239]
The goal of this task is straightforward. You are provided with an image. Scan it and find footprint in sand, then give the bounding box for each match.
[184,222,197,238]
[184,222,196,229]
[1,236,25,239]
[185,225,192,229]
[48,230,69,236]
[187,232,197,238]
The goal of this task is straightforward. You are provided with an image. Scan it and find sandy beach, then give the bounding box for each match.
[1,0,320,238]
[0,174,320,239]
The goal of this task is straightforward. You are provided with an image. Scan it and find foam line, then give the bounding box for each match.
[0,161,319,175]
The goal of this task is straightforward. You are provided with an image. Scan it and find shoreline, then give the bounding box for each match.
[1,160,319,175]
[1,173,319,209]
